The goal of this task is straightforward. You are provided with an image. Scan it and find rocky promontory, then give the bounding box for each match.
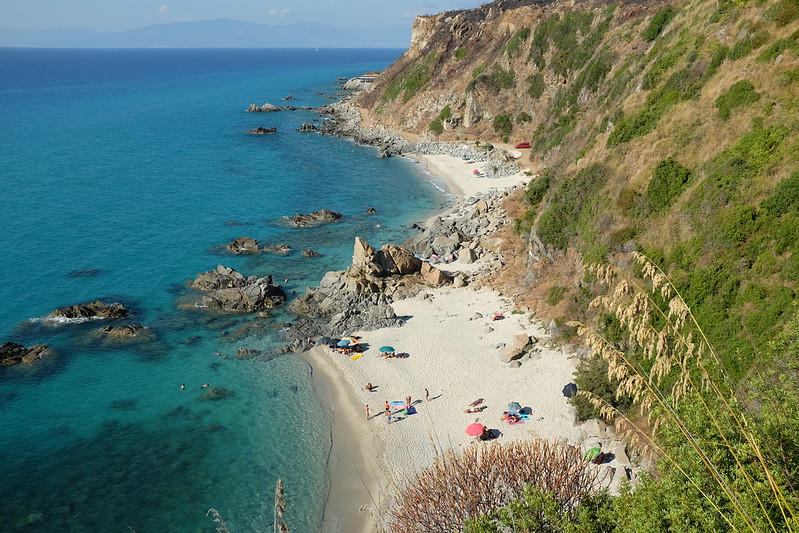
[190,265,286,313]
[284,209,342,227]
[46,300,128,322]
[0,342,56,366]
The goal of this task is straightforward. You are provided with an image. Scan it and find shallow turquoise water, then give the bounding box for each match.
[0,48,443,532]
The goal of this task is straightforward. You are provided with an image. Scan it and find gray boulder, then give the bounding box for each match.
[47,300,127,321]
[227,236,260,255]
[191,266,286,313]
[285,209,342,227]
[262,244,292,255]
[96,324,154,340]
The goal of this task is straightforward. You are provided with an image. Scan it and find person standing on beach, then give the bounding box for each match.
[365,404,370,420]
[425,388,429,402]
[406,395,412,408]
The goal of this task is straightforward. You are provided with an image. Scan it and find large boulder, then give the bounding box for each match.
[0,342,55,366]
[246,126,277,134]
[227,236,260,255]
[46,300,127,321]
[191,266,285,313]
[96,324,154,340]
[421,263,449,285]
[285,209,343,227]
[375,244,422,275]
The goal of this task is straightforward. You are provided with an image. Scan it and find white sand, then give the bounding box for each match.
[415,153,532,200]
[316,286,586,491]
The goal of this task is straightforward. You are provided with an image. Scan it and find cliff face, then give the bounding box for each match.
[356,0,799,375]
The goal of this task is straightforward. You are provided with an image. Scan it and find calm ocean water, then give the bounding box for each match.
[0,48,444,532]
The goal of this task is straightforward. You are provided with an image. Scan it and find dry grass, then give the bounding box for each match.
[386,439,601,533]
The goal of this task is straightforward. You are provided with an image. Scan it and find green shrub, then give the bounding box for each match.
[646,158,692,211]
[472,63,488,79]
[492,114,513,137]
[472,65,516,94]
[715,204,759,244]
[516,111,532,123]
[715,80,761,121]
[527,73,546,99]
[454,48,467,60]
[767,0,799,26]
[761,171,799,217]
[438,105,452,120]
[525,169,553,208]
[642,7,676,41]
[778,67,799,85]
[429,119,444,135]
[546,286,567,306]
[505,28,531,55]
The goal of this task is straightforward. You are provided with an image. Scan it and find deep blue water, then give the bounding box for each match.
[0,48,444,532]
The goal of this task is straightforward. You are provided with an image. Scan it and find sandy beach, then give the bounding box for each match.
[298,154,627,532]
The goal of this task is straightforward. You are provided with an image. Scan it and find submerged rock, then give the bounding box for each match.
[285,209,342,227]
[202,387,234,401]
[0,342,56,366]
[46,300,127,321]
[301,249,320,257]
[96,324,154,340]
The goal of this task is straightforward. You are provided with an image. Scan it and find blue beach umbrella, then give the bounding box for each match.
[379,346,395,353]
[337,339,351,347]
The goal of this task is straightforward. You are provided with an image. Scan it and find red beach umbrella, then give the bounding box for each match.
[466,423,485,437]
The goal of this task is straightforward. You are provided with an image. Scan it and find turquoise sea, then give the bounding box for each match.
[0,48,445,532]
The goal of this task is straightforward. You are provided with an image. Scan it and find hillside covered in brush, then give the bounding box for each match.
[356,0,799,376]
[355,0,799,530]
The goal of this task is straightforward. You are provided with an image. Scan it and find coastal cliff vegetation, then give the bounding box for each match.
[354,0,799,529]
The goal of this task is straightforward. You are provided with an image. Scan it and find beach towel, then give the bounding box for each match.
[390,401,406,407]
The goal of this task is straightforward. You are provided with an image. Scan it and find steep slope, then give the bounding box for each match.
[355,0,799,377]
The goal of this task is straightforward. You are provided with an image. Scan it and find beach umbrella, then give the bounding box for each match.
[336,339,350,347]
[562,383,578,398]
[341,336,359,344]
[488,312,502,321]
[507,401,522,411]
[472,169,480,175]
[466,423,485,437]
[379,346,395,353]
[584,447,601,461]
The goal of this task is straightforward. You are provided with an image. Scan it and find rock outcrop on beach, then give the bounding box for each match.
[246,126,277,134]
[191,265,286,313]
[284,209,342,227]
[46,300,128,322]
[227,236,261,255]
[0,342,56,366]
[284,237,451,352]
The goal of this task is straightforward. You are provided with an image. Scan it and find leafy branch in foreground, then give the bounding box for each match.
[569,251,798,532]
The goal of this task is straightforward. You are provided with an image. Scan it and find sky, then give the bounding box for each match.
[1,0,486,31]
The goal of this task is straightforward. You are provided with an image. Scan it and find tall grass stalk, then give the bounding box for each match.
[569,252,797,532]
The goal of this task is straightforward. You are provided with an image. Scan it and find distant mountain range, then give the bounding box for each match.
[0,19,411,48]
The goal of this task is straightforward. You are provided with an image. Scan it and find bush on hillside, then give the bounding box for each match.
[642,7,676,41]
[767,0,799,26]
[646,158,692,211]
[761,171,799,218]
[715,80,761,120]
[454,48,467,60]
[429,119,444,135]
[492,114,513,137]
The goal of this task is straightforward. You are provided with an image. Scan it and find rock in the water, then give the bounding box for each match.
[0,342,55,366]
[227,236,261,255]
[247,103,279,112]
[67,268,102,278]
[202,387,234,401]
[246,126,277,134]
[364,207,377,214]
[297,122,318,132]
[285,209,343,227]
[97,324,153,339]
[235,348,261,359]
[46,300,127,321]
[302,249,320,257]
[262,244,292,255]
[191,265,286,313]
